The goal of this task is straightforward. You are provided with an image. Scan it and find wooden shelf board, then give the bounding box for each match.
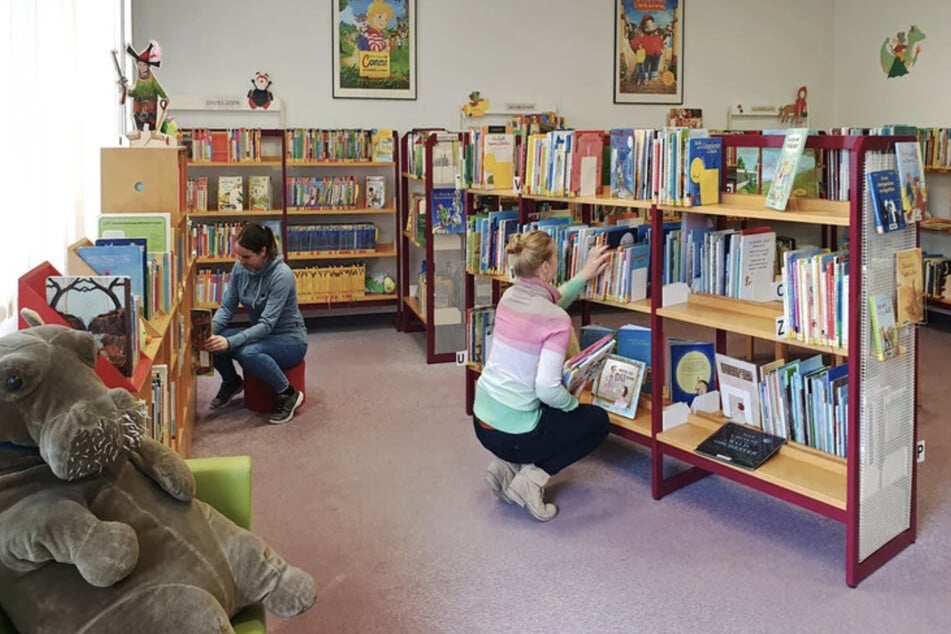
[287,207,395,216]
[300,293,397,305]
[196,256,235,265]
[187,159,282,167]
[586,297,652,314]
[286,242,396,260]
[467,188,520,197]
[468,269,512,283]
[924,166,951,174]
[188,210,283,217]
[287,160,395,167]
[403,295,426,325]
[926,296,951,309]
[688,194,850,226]
[657,293,847,356]
[657,414,846,510]
[920,221,951,233]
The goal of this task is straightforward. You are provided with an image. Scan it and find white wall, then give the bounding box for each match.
[834,0,949,127]
[132,0,835,131]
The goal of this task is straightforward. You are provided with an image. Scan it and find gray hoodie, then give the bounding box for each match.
[211,255,307,349]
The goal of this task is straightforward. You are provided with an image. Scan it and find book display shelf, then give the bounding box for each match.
[19,146,198,457]
[462,132,919,586]
[182,127,401,317]
[397,129,467,363]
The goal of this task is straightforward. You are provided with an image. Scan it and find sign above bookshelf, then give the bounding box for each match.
[171,95,285,128]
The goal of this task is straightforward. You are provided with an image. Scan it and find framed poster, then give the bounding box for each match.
[614,0,684,104]
[332,0,416,100]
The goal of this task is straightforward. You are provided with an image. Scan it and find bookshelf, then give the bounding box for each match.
[397,130,467,363]
[19,146,197,457]
[181,127,402,316]
[461,132,920,586]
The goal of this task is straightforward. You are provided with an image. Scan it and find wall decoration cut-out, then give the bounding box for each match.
[881,25,926,78]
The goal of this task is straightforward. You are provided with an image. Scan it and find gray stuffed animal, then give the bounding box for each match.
[0,309,315,633]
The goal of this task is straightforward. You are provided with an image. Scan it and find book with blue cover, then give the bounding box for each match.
[686,137,723,206]
[894,141,927,223]
[77,244,147,319]
[866,169,906,234]
[616,324,652,393]
[431,188,465,234]
[609,129,635,199]
[667,338,716,406]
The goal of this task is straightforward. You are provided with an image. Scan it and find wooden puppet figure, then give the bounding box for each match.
[119,40,171,146]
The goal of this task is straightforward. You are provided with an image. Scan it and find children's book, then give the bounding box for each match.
[868,294,900,361]
[190,308,214,376]
[715,353,761,428]
[895,247,924,325]
[696,422,786,470]
[430,188,465,234]
[686,137,723,206]
[609,129,635,199]
[76,244,147,319]
[46,275,136,377]
[734,147,760,194]
[894,141,927,223]
[562,333,615,394]
[616,323,652,392]
[579,324,615,351]
[866,169,906,234]
[765,128,808,210]
[592,354,647,419]
[218,176,244,211]
[98,213,172,254]
[371,128,396,163]
[248,175,271,211]
[365,175,386,208]
[483,133,515,190]
[571,130,605,197]
[667,338,715,406]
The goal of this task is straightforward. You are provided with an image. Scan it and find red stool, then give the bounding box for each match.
[244,361,306,413]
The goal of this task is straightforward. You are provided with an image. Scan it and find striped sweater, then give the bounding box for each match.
[473,275,585,434]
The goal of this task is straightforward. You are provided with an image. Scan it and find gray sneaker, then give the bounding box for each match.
[211,378,243,409]
[268,388,303,425]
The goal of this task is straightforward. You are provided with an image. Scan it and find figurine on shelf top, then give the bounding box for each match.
[113,40,175,147]
[248,72,274,110]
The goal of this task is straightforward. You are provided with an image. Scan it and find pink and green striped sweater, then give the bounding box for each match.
[473,275,585,434]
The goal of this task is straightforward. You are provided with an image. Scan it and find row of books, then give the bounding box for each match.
[466,305,495,368]
[187,175,273,212]
[194,268,232,305]
[286,176,385,210]
[149,364,176,446]
[285,223,378,254]
[405,129,463,184]
[292,263,367,302]
[185,128,265,163]
[285,128,394,163]
[189,220,282,259]
[781,248,850,349]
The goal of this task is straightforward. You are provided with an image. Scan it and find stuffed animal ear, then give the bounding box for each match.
[20,308,44,327]
[50,328,100,368]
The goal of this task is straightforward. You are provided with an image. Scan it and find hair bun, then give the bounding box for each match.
[506,233,524,255]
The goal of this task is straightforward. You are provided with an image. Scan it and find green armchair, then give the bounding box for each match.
[0,456,266,634]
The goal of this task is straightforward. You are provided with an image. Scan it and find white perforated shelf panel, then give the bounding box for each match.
[859,150,916,561]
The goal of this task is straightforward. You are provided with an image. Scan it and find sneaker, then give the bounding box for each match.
[485,458,519,504]
[269,388,304,425]
[211,378,243,409]
[505,464,558,522]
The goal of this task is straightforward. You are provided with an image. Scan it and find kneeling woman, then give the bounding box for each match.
[473,231,610,521]
[203,223,308,424]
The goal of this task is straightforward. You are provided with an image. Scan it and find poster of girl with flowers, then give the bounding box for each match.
[333,0,416,100]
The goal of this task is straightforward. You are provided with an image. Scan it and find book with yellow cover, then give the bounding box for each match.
[895,247,924,325]
[370,128,395,163]
[482,132,515,190]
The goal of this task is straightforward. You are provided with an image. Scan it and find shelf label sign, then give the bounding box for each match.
[775,315,787,338]
[772,281,783,299]
[456,350,468,366]
[917,440,926,463]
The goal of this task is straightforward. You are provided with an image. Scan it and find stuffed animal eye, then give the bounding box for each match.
[5,374,24,392]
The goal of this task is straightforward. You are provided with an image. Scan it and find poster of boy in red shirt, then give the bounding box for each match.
[615,0,682,104]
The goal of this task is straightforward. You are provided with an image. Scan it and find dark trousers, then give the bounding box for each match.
[474,404,610,475]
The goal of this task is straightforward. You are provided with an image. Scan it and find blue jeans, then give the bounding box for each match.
[473,404,610,475]
[214,328,308,392]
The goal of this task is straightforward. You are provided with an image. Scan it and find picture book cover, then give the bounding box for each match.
[571,130,605,197]
[616,323,651,392]
[609,129,635,199]
[98,213,172,254]
[686,137,723,206]
[483,133,515,190]
[579,324,615,351]
[592,354,647,419]
[76,244,147,319]
[365,175,386,208]
[696,422,787,470]
[563,333,615,394]
[765,128,808,210]
[248,175,271,211]
[868,294,900,361]
[866,169,906,234]
[46,275,135,377]
[430,188,464,234]
[715,353,761,428]
[894,141,927,223]
[895,247,924,326]
[190,308,214,376]
[667,338,715,406]
[371,128,396,163]
[734,147,760,194]
[217,175,244,211]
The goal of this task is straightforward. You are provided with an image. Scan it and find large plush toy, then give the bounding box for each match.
[0,309,315,633]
